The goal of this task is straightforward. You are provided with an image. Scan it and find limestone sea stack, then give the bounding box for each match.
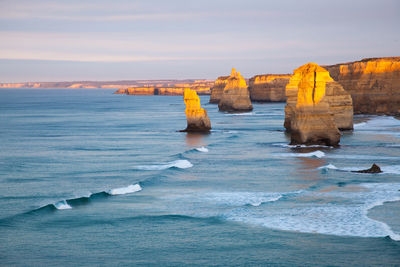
[218,68,253,112]
[325,57,400,115]
[181,88,211,133]
[248,74,291,102]
[209,75,229,103]
[285,65,353,131]
[287,63,341,146]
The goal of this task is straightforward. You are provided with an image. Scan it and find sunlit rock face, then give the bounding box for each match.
[325,57,400,115]
[181,88,211,133]
[248,74,291,102]
[209,75,229,103]
[285,64,353,131]
[286,63,341,146]
[218,68,253,112]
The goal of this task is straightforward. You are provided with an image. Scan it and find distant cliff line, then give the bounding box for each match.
[0,79,215,89]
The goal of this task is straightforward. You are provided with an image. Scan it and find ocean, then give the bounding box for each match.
[0,89,399,266]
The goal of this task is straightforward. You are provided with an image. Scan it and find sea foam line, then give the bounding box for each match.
[135,159,193,170]
[52,183,142,210]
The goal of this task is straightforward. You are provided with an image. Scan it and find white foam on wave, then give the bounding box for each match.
[273,143,332,148]
[195,147,209,153]
[53,200,72,210]
[201,192,282,207]
[317,164,338,170]
[274,150,325,158]
[354,122,367,128]
[108,184,142,195]
[224,183,400,241]
[135,159,193,170]
[225,112,254,116]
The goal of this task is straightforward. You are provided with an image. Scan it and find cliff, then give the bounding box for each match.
[218,68,253,112]
[248,74,291,102]
[181,88,211,133]
[285,65,353,131]
[209,75,229,103]
[287,63,341,146]
[324,57,400,115]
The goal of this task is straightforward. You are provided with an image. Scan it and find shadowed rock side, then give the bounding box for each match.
[248,74,291,102]
[287,63,341,146]
[325,57,400,115]
[180,89,211,133]
[285,66,353,131]
[209,75,229,103]
[218,68,253,112]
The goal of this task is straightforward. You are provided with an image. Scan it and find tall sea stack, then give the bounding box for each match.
[285,65,353,131]
[181,88,211,133]
[287,63,341,146]
[218,68,253,112]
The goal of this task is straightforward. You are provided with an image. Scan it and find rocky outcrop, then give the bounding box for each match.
[218,69,253,112]
[325,57,400,115]
[248,74,291,102]
[287,63,341,146]
[181,89,211,133]
[352,163,382,173]
[209,75,229,103]
[285,66,353,131]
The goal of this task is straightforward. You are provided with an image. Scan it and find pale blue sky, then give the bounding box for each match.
[0,0,399,82]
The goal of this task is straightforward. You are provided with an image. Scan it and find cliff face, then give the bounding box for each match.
[218,68,253,112]
[248,74,291,102]
[209,75,229,103]
[285,65,353,131]
[325,57,400,115]
[181,88,211,133]
[287,63,341,146]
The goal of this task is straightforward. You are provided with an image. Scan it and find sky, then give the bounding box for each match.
[0,0,399,82]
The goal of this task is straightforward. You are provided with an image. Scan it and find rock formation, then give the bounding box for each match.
[352,163,382,173]
[248,74,291,102]
[285,65,353,131]
[218,68,253,112]
[181,88,211,133]
[287,63,341,146]
[324,57,400,115]
[209,75,229,103]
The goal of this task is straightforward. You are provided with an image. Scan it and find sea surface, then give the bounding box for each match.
[0,89,399,266]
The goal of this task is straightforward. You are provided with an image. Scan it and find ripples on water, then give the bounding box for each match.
[0,89,399,266]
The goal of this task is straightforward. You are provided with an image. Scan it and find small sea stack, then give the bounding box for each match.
[181,88,211,133]
[287,63,341,146]
[218,68,253,112]
[352,164,382,173]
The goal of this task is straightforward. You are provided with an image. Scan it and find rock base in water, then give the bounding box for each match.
[290,105,340,146]
[352,164,382,173]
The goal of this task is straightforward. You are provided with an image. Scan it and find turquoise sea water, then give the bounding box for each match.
[0,89,399,266]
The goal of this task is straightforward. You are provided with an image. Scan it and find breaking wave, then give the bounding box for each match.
[274,150,325,158]
[135,160,193,170]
